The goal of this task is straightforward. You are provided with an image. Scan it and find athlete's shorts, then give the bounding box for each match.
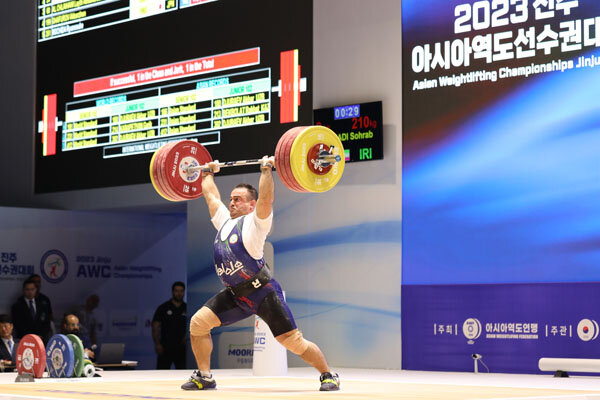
[204,278,296,337]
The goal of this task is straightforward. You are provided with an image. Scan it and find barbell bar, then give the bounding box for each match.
[149,126,345,202]
[186,152,341,173]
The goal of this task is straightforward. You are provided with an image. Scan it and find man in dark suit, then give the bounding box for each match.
[11,279,53,343]
[0,314,18,368]
[28,274,54,322]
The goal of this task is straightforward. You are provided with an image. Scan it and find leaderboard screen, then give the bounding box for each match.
[35,0,312,193]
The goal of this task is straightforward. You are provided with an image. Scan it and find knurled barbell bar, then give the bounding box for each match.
[149,125,345,202]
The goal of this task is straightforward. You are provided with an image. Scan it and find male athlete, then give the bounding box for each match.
[181,156,340,391]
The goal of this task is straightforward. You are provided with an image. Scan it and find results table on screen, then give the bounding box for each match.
[61,69,271,158]
[37,0,216,42]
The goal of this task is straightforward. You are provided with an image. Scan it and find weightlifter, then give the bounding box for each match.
[181,156,340,391]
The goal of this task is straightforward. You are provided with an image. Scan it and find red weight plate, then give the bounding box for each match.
[168,140,212,200]
[156,142,185,201]
[277,127,305,192]
[286,128,309,192]
[16,334,46,378]
[274,129,296,191]
[150,146,178,201]
[160,140,205,201]
[163,140,212,200]
[280,128,304,192]
[283,127,309,192]
[160,142,189,201]
[151,143,175,201]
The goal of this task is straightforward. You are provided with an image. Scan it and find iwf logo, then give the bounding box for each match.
[463,318,482,344]
[577,319,599,341]
[40,250,68,284]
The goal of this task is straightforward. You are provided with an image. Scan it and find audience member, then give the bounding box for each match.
[0,314,17,367]
[152,281,187,369]
[28,274,56,335]
[11,279,52,343]
[61,314,95,359]
[28,275,53,316]
[71,294,99,346]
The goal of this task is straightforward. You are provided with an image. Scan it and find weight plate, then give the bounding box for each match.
[158,141,193,201]
[289,126,345,192]
[275,128,301,192]
[159,144,185,201]
[163,140,212,200]
[67,334,84,378]
[274,131,285,181]
[15,334,46,378]
[46,334,75,378]
[283,127,309,192]
[82,358,95,377]
[276,127,304,192]
[156,142,185,201]
[150,146,177,201]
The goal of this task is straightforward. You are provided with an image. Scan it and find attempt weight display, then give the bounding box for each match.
[313,101,383,163]
[35,0,312,193]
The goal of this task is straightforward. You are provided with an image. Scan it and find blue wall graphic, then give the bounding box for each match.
[402,0,600,373]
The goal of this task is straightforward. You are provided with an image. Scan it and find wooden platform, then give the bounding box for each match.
[1,368,600,400]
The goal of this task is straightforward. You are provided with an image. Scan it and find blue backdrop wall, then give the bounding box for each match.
[0,207,186,370]
[402,0,600,373]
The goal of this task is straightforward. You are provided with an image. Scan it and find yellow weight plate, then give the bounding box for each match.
[149,146,176,201]
[289,126,345,192]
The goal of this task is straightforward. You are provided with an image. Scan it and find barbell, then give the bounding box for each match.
[149,126,345,202]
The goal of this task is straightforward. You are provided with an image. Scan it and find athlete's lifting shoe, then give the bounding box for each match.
[319,371,340,391]
[181,370,217,390]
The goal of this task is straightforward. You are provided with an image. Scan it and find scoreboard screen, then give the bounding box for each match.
[35,0,313,193]
[37,0,219,42]
[313,101,383,163]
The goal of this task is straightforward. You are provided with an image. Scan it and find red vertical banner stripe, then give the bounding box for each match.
[280,50,292,123]
[292,50,298,122]
[280,49,299,124]
[42,97,46,145]
[43,94,57,156]
[298,64,301,107]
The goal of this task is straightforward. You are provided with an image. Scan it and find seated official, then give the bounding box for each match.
[61,314,94,359]
[0,314,17,369]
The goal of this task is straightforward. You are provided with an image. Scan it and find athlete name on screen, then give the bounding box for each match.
[410,0,600,74]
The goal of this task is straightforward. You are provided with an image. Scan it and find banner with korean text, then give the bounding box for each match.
[402,0,600,373]
[0,206,186,369]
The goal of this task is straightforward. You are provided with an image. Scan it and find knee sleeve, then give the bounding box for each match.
[279,329,309,355]
[190,306,220,336]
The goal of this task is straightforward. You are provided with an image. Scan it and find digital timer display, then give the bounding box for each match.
[314,101,383,163]
[334,104,360,120]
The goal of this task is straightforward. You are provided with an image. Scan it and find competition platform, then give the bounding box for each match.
[2,368,600,400]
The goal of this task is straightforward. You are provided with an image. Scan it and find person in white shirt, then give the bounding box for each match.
[181,156,339,392]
